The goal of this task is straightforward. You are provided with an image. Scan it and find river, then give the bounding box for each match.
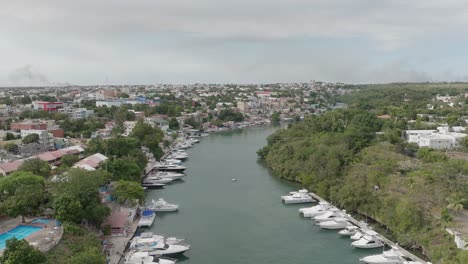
[145,126,381,263]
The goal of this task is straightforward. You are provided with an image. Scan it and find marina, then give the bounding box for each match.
[140,127,388,263]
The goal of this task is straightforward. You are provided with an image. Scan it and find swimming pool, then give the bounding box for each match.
[31,218,51,224]
[0,225,42,249]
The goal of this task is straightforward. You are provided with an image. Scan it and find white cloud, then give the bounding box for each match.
[1,0,468,85]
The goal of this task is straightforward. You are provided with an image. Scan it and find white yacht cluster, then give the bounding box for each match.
[282,189,432,264]
[130,135,203,262]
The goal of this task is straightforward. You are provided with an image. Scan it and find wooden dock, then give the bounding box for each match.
[308,192,429,264]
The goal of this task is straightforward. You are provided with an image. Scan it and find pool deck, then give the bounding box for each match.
[0,216,63,255]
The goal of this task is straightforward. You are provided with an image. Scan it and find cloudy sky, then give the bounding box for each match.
[1,0,468,86]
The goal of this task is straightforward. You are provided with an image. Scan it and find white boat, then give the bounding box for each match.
[338,225,359,236]
[299,202,333,217]
[162,158,183,165]
[313,209,344,222]
[144,177,175,184]
[352,231,385,249]
[154,163,187,172]
[351,230,364,240]
[360,248,407,264]
[153,171,185,180]
[281,189,315,204]
[130,232,185,249]
[200,132,209,137]
[147,199,179,212]
[125,251,177,264]
[190,138,199,144]
[142,182,165,188]
[138,210,156,227]
[138,241,190,256]
[176,141,192,149]
[169,150,188,160]
[318,217,350,229]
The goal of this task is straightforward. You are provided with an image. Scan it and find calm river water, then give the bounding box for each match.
[145,127,380,264]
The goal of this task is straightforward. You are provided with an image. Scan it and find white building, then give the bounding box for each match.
[96,101,123,108]
[406,128,466,149]
[59,107,94,119]
[123,121,136,137]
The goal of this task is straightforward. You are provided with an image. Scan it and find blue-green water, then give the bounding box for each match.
[145,127,380,263]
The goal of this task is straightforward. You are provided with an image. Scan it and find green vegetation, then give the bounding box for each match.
[259,84,468,264]
[18,158,51,178]
[0,238,47,264]
[270,111,280,126]
[0,171,47,223]
[46,223,105,264]
[51,169,111,226]
[169,117,180,130]
[217,109,244,122]
[113,180,145,205]
[22,133,39,144]
[3,142,18,153]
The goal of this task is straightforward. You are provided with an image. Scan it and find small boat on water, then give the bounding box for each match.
[281,189,316,204]
[352,231,385,249]
[299,202,333,217]
[360,248,409,264]
[142,182,165,188]
[154,163,187,172]
[338,225,359,236]
[144,177,175,184]
[124,251,177,264]
[169,150,189,160]
[146,198,179,212]
[176,141,192,149]
[319,218,351,230]
[130,232,185,249]
[313,209,344,222]
[138,210,156,227]
[162,158,183,165]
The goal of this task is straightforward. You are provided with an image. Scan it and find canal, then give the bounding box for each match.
[145,126,380,263]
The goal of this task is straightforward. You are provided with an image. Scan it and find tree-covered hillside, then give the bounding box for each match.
[259,84,468,264]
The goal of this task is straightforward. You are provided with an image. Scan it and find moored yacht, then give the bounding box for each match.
[152,171,185,180]
[352,231,385,249]
[176,141,192,149]
[299,202,333,217]
[360,248,407,264]
[154,163,187,172]
[138,210,156,227]
[338,225,359,236]
[146,198,179,212]
[130,232,185,249]
[124,251,177,264]
[319,217,351,229]
[351,230,364,240]
[281,189,316,204]
[144,177,175,184]
[162,158,183,165]
[133,241,190,256]
[313,209,344,222]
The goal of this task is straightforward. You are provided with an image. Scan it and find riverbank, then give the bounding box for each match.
[258,112,468,263]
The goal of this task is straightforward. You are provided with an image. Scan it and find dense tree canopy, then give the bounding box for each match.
[113,180,145,205]
[22,133,39,144]
[0,238,47,264]
[18,158,51,178]
[51,169,110,226]
[0,171,47,222]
